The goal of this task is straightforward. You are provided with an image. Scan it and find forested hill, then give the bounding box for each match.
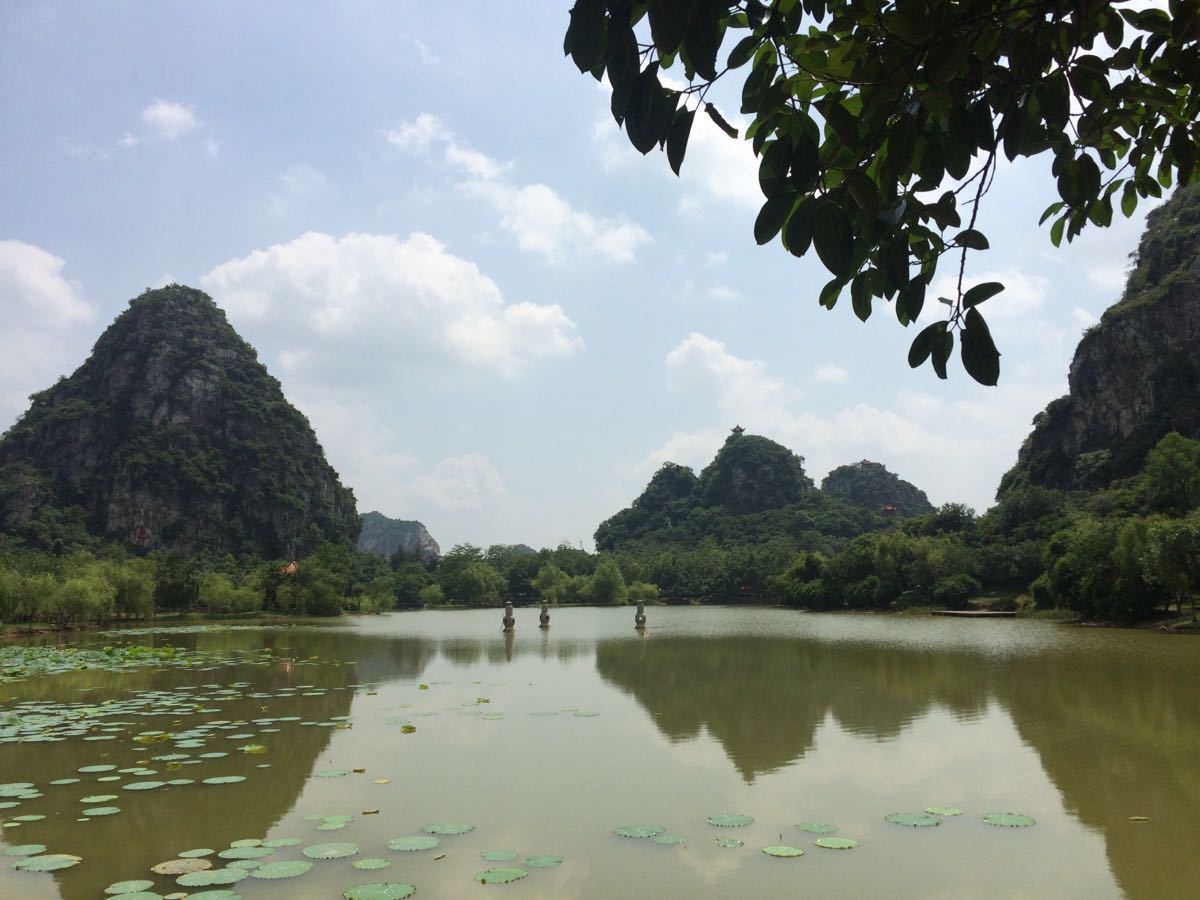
[358,512,441,564]
[594,431,931,552]
[999,183,1200,496]
[0,284,358,558]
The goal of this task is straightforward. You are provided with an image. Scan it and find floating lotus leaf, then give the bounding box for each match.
[476,867,528,884]
[177,867,247,887]
[167,778,194,786]
[10,814,45,821]
[49,778,80,785]
[762,845,805,858]
[815,837,859,850]
[316,769,350,778]
[481,849,518,861]
[706,814,753,828]
[263,838,301,848]
[12,853,83,872]
[353,858,392,870]
[523,855,563,868]
[343,883,416,900]
[614,825,665,838]
[229,859,262,871]
[178,848,216,858]
[230,837,262,847]
[2,845,46,857]
[885,812,941,828]
[422,822,474,835]
[303,842,358,859]
[79,765,117,773]
[84,806,122,816]
[715,838,743,848]
[926,807,963,817]
[653,834,687,845]
[123,781,166,791]
[152,858,213,875]
[795,822,838,834]
[186,891,242,899]
[982,812,1036,828]
[202,776,247,785]
[218,846,272,860]
[387,835,439,852]
[81,794,119,803]
[249,860,314,879]
[104,879,156,895]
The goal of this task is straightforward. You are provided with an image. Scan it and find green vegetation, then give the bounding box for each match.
[565,1,1200,382]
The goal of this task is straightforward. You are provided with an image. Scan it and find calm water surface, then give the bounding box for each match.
[0,607,1196,899]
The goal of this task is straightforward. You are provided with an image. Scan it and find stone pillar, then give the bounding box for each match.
[635,598,646,631]
[539,600,550,629]
[502,600,515,633]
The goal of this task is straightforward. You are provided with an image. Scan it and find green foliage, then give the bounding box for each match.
[1143,432,1200,514]
[821,460,933,517]
[566,1,1200,383]
[201,573,263,616]
[627,581,659,603]
[532,562,571,605]
[588,558,629,605]
[418,583,444,606]
[1143,513,1200,618]
[436,548,506,605]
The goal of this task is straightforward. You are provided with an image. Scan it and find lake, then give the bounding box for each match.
[0,607,1196,899]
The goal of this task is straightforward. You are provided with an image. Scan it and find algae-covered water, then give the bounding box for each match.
[0,607,1196,899]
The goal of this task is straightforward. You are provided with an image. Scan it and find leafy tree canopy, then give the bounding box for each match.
[564,0,1200,383]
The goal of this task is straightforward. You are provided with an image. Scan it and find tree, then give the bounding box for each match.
[565,1,1200,383]
[1143,432,1200,515]
[1143,515,1200,619]
[589,558,630,604]
[532,562,572,604]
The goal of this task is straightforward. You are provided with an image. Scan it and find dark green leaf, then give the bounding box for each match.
[907,321,942,368]
[755,193,797,245]
[645,0,688,55]
[727,35,760,70]
[851,272,872,322]
[705,103,738,139]
[963,281,1003,308]
[782,199,814,257]
[667,108,695,175]
[953,229,989,250]
[818,277,844,310]
[812,200,854,278]
[564,0,607,72]
[931,328,954,379]
[960,307,1000,385]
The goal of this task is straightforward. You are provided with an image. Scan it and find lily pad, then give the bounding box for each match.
[152,858,213,875]
[523,855,563,868]
[316,769,350,778]
[815,837,859,850]
[249,860,314,879]
[81,794,119,803]
[885,812,941,828]
[12,853,83,872]
[422,822,474,835]
[84,805,122,816]
[481,849,518,861]
[344,884,415,900]
[105,880,156,895]
[123,781,167,791]
[614,825,665,838]
[387,835,439,852]
[202,776,247,785]
[926,806,963,817]
[79,765,117,773]
[715,838,743,848]
[263,837,301,848]
[178,848,216,858]
[983,812,1037,828]
[706,814,753,828]
[353,858,392,871]
[177,867,247,887]
[303,842,358,859]
[2,845,46,857]
[762,845,805,858]
[652,834,687,845]
[795,822,838,834]
[476,867,528,884]
[218,846,273,860]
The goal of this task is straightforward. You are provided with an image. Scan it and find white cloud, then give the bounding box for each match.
[142,99,200,140]
[813,364,848,384]
[929,269,1049,324]
[0,241,95,427]
[705,251,729,267]
[387,112,651,264]
[1072,306,1098,329]
[649,331,1059,512]
[411,454,506,511]
[707,285,741,302]
[200,231,582,379]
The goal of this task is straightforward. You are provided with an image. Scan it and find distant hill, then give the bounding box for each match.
[357,512,440,563]
[821,460,933,517]
[595,429,929,552]
[1000,183,1200,496]
[0,285,358,557]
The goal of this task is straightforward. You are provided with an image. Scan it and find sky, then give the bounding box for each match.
[0,2,1160,551]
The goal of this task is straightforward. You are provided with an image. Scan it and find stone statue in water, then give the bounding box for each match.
[635,598,646,631]
[502,601,515,633]
[539,601,550,629]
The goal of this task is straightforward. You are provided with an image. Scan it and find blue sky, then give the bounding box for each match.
[0,2,1158,550]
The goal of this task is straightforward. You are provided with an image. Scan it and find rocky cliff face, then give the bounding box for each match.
[357,511,440,563]
[0,285,359,557]
[696,431,814,513]
[999,185,1200,496]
